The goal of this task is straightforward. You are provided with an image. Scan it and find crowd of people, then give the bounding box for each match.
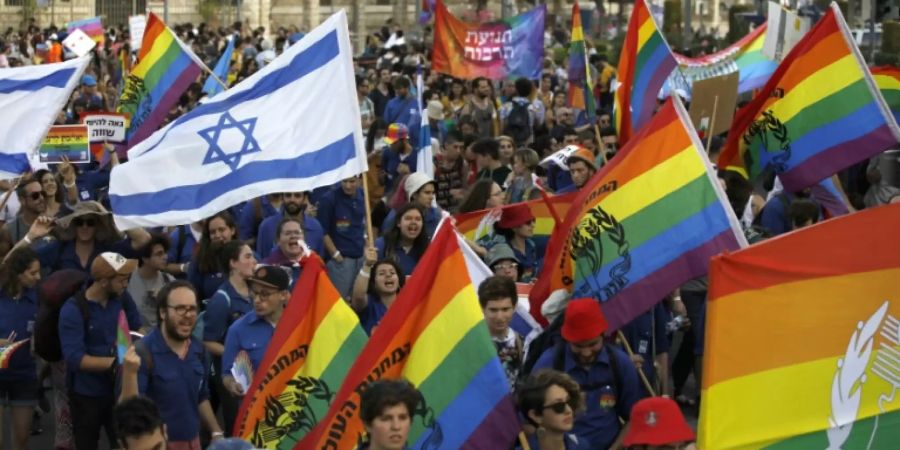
[0,11,897,450]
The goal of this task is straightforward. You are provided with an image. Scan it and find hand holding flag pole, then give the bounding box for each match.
[616,330,658,396]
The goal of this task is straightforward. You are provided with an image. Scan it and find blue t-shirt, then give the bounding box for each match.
[168,225,198,264]
[317,187,366,259]
[222,311,276,379]
[37,238,136,274]
[238,196,279,241]
[201,280,253,345]
[0,288,38,381]
[255,212,324,260]
[375,237,419,278]
[383,95,420,143]
[619,303,670,397]
[357,294,388,336]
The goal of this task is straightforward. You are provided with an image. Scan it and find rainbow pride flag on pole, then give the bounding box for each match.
[233,256,366,448]
[567,2,596,117]
[298,223,519,449]
[700,203,900,449]
[453,192,575,246]
[613,0,678,145]
[116,310,131,365]
[872,65,900,123]
[530,97,746,328]
[118,13,204,148]
[719,4,900,192]
[67,17,104,45]
[673,24,777,95]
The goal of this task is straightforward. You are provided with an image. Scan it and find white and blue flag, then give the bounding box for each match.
[414,61,434,179]
[110,11,367,230]
[202,35,235,98]
[0,56,90,179]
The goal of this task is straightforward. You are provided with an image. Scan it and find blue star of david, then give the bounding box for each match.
[199,112,261,171]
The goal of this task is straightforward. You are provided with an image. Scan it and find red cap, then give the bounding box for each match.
[498,203,536,229]
[561,298,608,343]
[623,397,695,447]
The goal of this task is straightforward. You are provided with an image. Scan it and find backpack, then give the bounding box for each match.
[503,100,532,145]
[33,269,89,362]
[192,288,232,342]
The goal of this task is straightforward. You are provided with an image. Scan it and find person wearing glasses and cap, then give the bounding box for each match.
[516,369,590,450]
[221,265,290,400]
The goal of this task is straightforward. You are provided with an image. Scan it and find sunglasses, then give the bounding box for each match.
[542,398,577,414]
[73,217,97,227]
[28,191,45,201]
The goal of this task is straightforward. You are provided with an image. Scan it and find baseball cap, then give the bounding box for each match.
[623,397,695,446]
[90,252,138,280]
[248,265,290,291]
[82,75,97,87]
[383,123,409,145]
[561,298,608,343]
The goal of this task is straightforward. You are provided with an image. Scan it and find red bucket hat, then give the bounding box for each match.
[560,298,608,343]
[623,397,695,446]
[498,203,536,229]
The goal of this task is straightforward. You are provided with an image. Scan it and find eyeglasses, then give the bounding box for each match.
[252,290,279,300]
[73,217,97,227]
[283,193,305,199]
[28,191,45,201]
[541,398,577,414]
[494,262,518,270]
[167,305,198,316]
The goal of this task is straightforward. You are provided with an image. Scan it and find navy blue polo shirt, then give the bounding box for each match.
[36,238,135,274]
[619,303,670,397]
[317,187,366,259]
[186,261,225,301]
[380,149,419,194]
[75,168,110,202]
[135,329,209,441]
[59,292,142,397]
[238,196,279,241]
[532,342,640,449]
[221,311,275,378]
[375,237,419,277]
[168,225,198,264]
[357,294,388,336]
[201,280,253,344]
[255,212,325,260]
[0,288,38,381]
[510,239,540,283]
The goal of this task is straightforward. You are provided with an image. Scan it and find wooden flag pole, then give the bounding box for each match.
[705,95,719,154]
[616,330,657,397]
[361,173,375,248]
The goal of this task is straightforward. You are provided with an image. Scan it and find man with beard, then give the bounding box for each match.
[255,191,324,259]
[5,176,46,243]
[462,77,499,139]
[120,280,224,446]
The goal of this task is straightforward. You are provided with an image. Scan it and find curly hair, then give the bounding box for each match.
[359,378,422,425]
[517,369,585,426]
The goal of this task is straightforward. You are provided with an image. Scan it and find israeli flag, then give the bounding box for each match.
[0,56,90,179]
[110,10,366,230]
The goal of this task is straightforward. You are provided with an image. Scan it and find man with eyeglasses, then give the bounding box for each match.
[120,280,225,447]
[5,176,46,243]
[532,298,641,450]
[221,265,290,399]
[255,191,324,260]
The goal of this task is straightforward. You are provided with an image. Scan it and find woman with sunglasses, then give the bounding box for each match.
[517,369,589,450]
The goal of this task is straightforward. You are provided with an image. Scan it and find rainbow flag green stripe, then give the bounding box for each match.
[872,65,900,123]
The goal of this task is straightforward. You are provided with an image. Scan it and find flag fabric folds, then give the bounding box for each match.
[117,12,204,148]
[202,35,236,98]
[415,62,434,178]
[67,17,105,45]
[872,65,900,123]
[431,0,545,80]
[700,203,900,450]
[530,98,746,328]
[613,0,678,144]
[298,223,520,449]
[233,255,367,448]
[109,11,367,230]
[453,192,575,247]
[567,2,596,118]
[0,55,90,179]
[719,4,900,192]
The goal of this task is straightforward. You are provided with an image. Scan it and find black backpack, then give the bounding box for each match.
[503,101,532,145]
[33,269,89,362]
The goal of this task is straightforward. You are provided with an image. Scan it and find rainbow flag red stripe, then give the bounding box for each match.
[700,203,900,449]
[298,224,519,449]
[117,13,203,148]
[531,98,746,328]
[567,2,596,117]
[614,0,678,144]
[719,5,900,192]
[67,17,104,45]
[234,256,366,448]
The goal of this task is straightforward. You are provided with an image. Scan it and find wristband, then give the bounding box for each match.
[23,235,32,244]
[332,250,341,258]
[63,180,76,188]
[359,268,370,278]
[212,431,225,438]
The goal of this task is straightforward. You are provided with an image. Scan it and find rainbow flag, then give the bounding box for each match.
[0,339,30,369]
[67,17,104,45]
[233,255,366,448]
[567,2,596,117]
[431,0,545,80]
[116,310,131,365]
[530,97,746,328]
[719,5,900,192]
[613,0,678,145]
[673,24,777,95]
[453,192,575,246]
[298,224,519,449]
[117,13,203,148]
[872,65,900,123]
[700,203,900,449]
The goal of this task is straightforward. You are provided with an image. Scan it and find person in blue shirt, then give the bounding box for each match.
[351,254,405,335]
[167,221,203,266]
[376,203,428,277]
[516,369,591,450]
[188,211,239,300]
[237,193,282,248]
[619,303,671,398]
[119,280,225,446]
[58,252,142,450]
[0,248,42,450]
[357,379,422,450]
[488,203,541,282]
[318,177,367,300]
[380,172,441,239]
[255,191,324,259]
[262,217,308,285]
[556,146,596,194]
[382,76,419,145]
[221,265,290,400]
[381,123,417,198]
[532,299,640,450]
[202,240,256,435]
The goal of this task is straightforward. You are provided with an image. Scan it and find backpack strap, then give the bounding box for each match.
[175,225,188,263]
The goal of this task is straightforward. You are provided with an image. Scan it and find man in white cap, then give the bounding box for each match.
[59,252,143,449]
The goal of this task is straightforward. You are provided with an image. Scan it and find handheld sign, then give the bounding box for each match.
[689,72,739,139]
[129,15,147,51]
[40,125,90,164]
[82,113,129,143]
[62,29,96,57]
